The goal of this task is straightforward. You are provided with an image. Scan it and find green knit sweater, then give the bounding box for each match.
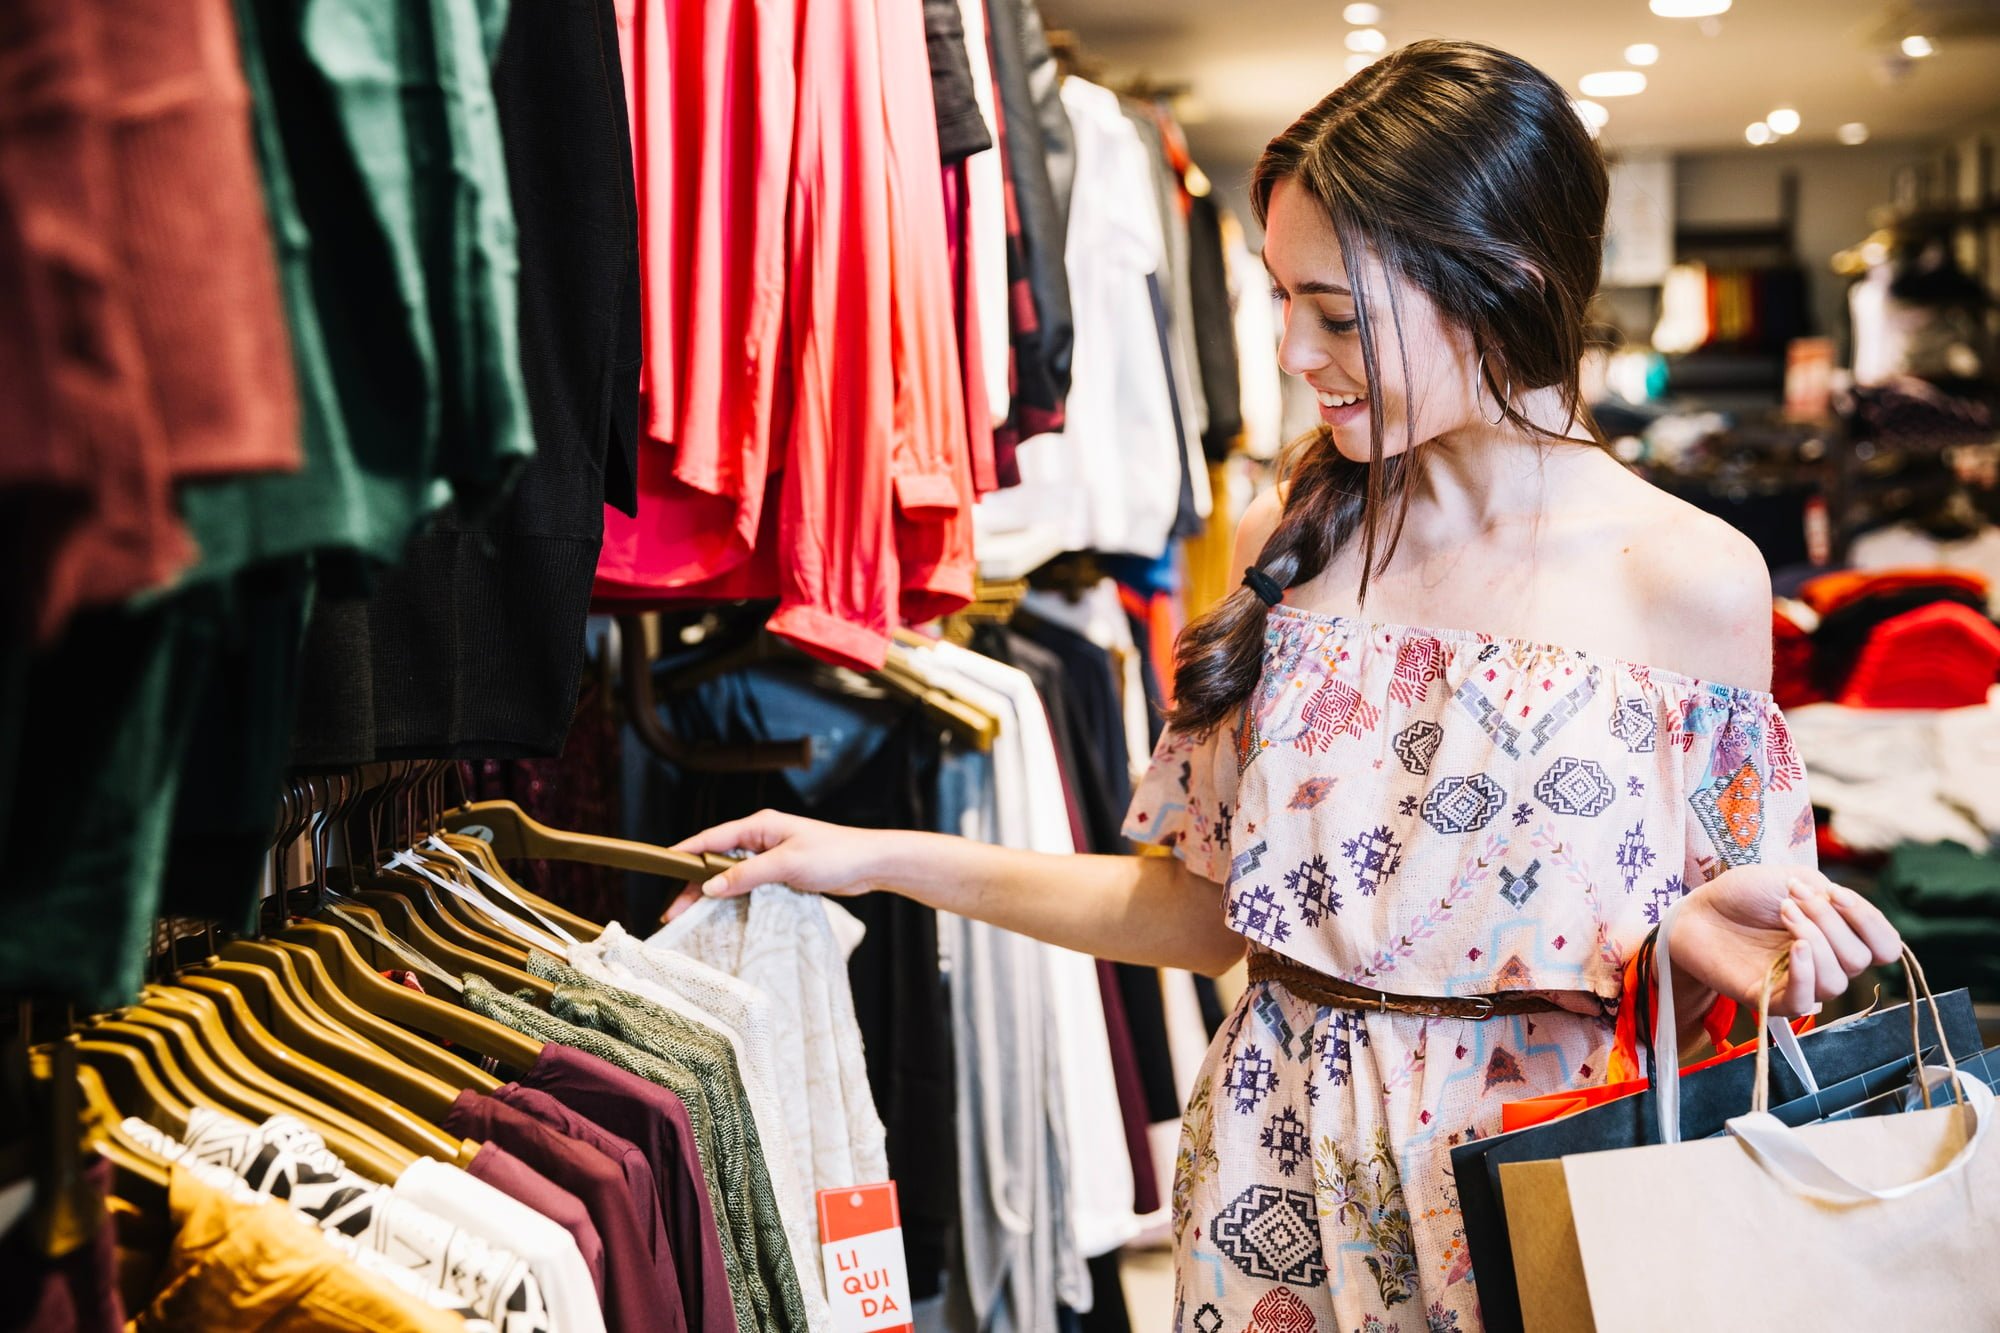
[524,953,811,1333]
[459,973,759,1333]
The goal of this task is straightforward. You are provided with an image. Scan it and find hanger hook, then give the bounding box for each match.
[334,768,361,901]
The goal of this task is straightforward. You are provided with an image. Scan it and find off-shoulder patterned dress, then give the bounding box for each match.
[1123,606,1815,1333]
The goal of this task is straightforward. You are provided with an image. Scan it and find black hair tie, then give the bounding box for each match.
[1241,566,1284,607]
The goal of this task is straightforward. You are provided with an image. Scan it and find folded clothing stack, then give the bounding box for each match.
[1874,841,2000,1004]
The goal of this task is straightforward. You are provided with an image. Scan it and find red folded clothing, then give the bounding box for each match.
[1838,600,2000,709]
[1771,606,1825,709]
[1800,567,1989,617]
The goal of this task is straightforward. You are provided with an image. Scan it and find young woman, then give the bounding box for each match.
[671,40,1902,1333]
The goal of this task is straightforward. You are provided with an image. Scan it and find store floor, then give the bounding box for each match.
[1123,1242,1175,1326]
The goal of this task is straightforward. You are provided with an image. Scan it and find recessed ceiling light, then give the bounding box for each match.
[1345,52,1377,75]
[1766,107,1801,135]
[1839,122,1870,145]
[1901,34,1935,58]
[1624,43,1660,67]
[1579,70,1647,97]
[1342,3,1382,24]
[1572,99,1610,133]
[1745,122,1775,146]
[1650,0,1729,15]
[1346,27,1388,53]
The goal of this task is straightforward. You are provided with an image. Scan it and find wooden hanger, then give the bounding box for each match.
[881,642,1000,750]
[229,938,497,1091]
[63,1060,170,1209]
[84,1020,213,1118]
[71,1038,190,1139]
[181,958,464,1132]
[617,613,813,771]
[166,974,462,1164]
[273,919,545,1071]
[441,799,733,890]
[367,864,534,968]
[429,886,545,962]
[435,834,604,944]
[137,985,412,1182]
[108,1006,345,1146]
[348,888,555,1000]
[389,853,538,962]
[403,838,575,953]
[130,988,410,1182]
[83,1010,428,1202]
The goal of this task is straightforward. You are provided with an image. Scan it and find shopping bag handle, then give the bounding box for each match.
[1724,947,1991,1202]
[1650,896,1815,1142]
[1654,897,1893,1145]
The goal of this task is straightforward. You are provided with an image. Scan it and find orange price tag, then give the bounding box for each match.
[817,1182,913,1333]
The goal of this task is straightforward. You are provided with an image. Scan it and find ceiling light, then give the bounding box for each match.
[1766,107,1800,135]
[1839,122,1871,145]
[1579,70,1647,97]
[1346,27,1387,53]
[1649,0,1729,15]
[1344,52,1377,75]
[1342,3,1382,23]
[1745,121,1775,146]
[1572,99,1610,134]
[1901,34,1935,58]
[1624,43,1660,67]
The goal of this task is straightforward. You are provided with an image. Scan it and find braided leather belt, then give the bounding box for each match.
[1246,949,1565,1021]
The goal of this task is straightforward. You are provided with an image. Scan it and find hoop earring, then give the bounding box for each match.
[1477,350,1511,427]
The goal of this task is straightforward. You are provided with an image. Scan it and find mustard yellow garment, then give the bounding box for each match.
[128,1166,464,1332]
[1183,460,1237,621]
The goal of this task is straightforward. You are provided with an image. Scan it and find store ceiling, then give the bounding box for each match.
[1038,0,2000,166]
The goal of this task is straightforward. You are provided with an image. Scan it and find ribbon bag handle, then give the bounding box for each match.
[1725,946,1992,1203]
[1651,894,1831,1145]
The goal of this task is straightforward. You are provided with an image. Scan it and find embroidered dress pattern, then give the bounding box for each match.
[1124,608,1815,1331]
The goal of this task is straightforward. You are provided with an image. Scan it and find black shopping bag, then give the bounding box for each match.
[1451,987,1982,1333]
[1810,1044,2000,1125]
[1728,1046,1934,1132]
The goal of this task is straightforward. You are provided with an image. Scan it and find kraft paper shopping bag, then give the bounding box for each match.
[1503,948,1995,1332]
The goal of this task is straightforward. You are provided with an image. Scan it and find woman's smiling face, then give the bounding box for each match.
[1262,177,1487,463]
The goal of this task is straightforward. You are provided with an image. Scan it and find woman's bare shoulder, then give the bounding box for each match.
[1600,475,1775,690]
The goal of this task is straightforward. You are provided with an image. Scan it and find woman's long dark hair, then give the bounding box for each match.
[1168,39,1611,736]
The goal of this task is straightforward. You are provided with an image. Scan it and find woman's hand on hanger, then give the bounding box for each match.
[670,810,894,901]
[1670,865,1904,1019]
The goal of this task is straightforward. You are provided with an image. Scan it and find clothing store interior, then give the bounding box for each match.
[6,0,2000,1329]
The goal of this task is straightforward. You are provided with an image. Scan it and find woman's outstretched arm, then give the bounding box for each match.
[670,811,1248,977]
